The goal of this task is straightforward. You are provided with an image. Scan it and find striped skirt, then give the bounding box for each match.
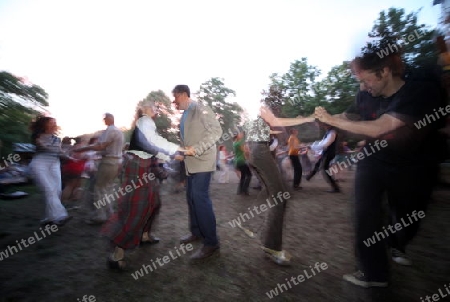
[101,154,161,249]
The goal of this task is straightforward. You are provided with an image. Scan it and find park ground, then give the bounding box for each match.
[0,169,449,302]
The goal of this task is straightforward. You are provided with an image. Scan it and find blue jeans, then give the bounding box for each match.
[186,172,218,246]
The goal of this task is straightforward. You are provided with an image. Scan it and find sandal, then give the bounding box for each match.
[107,255,126,271]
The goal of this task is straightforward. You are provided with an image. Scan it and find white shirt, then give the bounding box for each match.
[98,125,124,158]
[311,130,337,155]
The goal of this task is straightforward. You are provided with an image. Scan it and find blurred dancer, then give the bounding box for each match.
[315,50,442,287]
[245,108,314,265]
[233,131,252,195]
[287,129,302,190]
[73,113,124,224]
[29,116,72,226]
[101,101,184,269]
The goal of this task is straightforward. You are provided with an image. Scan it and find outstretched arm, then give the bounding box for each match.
[259,106,314,127]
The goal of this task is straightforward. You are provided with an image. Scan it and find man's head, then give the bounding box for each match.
[290,128,298,136]
[103,113,114,126]
[172,85,191,110]
[350,52,404,97]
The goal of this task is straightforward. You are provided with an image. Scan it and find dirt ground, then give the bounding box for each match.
[0,168,449,302]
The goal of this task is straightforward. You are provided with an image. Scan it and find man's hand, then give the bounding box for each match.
[314,107,333,124]
[183,146,196,156]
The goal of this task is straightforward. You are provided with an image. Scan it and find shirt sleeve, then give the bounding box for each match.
[317,130,336,150]
[137,117,179,155]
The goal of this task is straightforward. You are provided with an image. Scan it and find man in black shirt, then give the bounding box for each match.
[315,51,442,288]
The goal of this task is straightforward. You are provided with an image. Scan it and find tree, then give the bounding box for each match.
[363,7,438,70]
[320,62,359,114]
[0,71,49,157]
[195,77,243,135]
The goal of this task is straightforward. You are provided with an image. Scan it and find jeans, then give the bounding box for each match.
[186,172,219,246]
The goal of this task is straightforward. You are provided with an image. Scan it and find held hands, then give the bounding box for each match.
[314,107,332,124]
[259,106,280,126]
[183,146,196,156]
[174,154,184,161]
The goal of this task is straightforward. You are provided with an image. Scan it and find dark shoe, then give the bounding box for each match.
[141,235,161,245]
[107,256,126,271]
[54,216,73,226]
[189,245,220,261]
[305,174,313,181]
[343,271,388,288]
[252,186,262,190]
[326,189,340,193]
[293,186,302,191]
[180,234,200,244]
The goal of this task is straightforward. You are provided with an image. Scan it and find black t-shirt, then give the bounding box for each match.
[345,80,442,166]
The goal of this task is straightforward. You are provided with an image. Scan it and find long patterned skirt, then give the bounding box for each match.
[101,154,161,249]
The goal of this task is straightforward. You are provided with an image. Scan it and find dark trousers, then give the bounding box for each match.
[248,144,288,251]
[309,152,339,191]
[186,172,218,246]
[353,158,435,281]
[237,163,252,194]
[289,155,302,188]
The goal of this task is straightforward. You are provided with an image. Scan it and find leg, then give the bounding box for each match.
[353,161,388,282]
[321,153,340,192]
[289,155,302,188]
[190,172,218,246]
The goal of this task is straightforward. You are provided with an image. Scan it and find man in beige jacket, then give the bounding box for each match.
[172,84,223,261]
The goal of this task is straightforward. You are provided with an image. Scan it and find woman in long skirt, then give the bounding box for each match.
[101,101,183,269]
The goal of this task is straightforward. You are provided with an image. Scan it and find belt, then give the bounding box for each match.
[247,141,270,145]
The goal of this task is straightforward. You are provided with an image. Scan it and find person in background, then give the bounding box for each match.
[306,122,340,193]
[233,131,252,195]
[29,116,72,226]
[287,128,302,190]
[217,145,230,183]
[73,113,124,225]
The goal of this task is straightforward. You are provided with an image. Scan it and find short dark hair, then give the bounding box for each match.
[172,85,190,97]
[351,51,404,78]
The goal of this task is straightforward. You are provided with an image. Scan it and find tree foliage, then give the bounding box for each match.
[195,77,243,134]
[0,71,49,157]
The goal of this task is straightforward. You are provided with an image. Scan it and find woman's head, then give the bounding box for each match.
[30,116,57,141]
[140,100,158,118]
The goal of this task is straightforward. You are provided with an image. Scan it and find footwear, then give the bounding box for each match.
[189,245,220,261]
[141,235,161,245]
[252,186,262,190]
[326,189,340,193]
[179,234,200,244]
[293,186,302,191]
[305,174,313,181]
[391,248,412,266]
[343,271,388,288]
[261,246,291,266]
[54,216,73,227]
[107,255,126,271]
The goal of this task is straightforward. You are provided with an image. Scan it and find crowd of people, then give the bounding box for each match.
[25,42,449,290]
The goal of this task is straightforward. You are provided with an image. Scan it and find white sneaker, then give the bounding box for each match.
[391,248,412,266]
[343,271,388,288]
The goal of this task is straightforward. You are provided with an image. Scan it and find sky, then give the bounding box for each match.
[0,0,442,137]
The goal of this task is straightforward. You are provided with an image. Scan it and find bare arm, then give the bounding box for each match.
[315,107,405,138]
